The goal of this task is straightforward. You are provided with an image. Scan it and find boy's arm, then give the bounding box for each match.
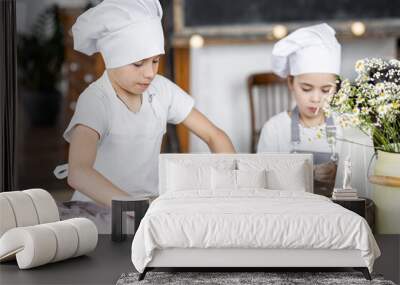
[181,108,236,153]
[67,124,130,207]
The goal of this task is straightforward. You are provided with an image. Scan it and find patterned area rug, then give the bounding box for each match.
[116,271,396,285]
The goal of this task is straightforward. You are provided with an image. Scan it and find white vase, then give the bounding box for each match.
[372,150,400,234]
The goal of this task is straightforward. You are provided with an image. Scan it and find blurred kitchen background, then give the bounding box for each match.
[14,0,400,202]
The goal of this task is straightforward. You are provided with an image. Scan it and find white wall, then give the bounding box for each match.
[190,44,273,153]
[189,38,397,153]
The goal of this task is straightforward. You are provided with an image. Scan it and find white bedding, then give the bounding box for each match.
[131,190,380,273]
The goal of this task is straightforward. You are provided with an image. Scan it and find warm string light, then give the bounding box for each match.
[189,23,366,45]
[272,24,288,40]
[190,34,204,48]
[351,21,366,37]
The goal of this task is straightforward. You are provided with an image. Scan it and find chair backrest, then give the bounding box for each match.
[248,73,291,153]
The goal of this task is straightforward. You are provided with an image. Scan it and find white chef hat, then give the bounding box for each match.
[72,0,164,69]
[271,23,341,78]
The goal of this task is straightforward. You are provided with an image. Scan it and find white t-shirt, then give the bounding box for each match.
[257,111,375,197]
[64,72,194,201]
[257,111,338,154]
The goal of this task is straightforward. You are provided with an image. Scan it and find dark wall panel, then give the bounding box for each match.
[184,0,400,27]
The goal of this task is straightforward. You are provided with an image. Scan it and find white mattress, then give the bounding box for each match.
[131,190,380,273]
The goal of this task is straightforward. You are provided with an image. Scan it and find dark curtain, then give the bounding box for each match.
[0,0,17,192]
[160,0,181,153]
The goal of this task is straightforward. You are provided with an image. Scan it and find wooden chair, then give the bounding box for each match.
[247,72,291,153]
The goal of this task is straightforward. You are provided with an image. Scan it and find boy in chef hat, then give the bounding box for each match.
[62,0,235,207]
[257,23,342,196]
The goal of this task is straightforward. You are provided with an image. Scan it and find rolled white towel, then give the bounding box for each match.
[42,221,79,262]
[23,189,59,224]
[0,189,60,238]
[0,196,17,237]
[0,218,98,269]
[0,225,57,268]
[64,218,98,257]
[0,191,39,227]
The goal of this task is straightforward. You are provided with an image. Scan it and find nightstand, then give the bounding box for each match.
[111,197,150,242]
[331,197,375,231]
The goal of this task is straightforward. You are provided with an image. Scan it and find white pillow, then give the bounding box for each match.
[167,162,211,191]
[166,159,236,192]
[238,159,308,191]
[211,168,236,190]
[211,169,268,190]
[266,164,306,191]
[237,169,268,188]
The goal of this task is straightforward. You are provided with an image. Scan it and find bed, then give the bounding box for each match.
[131,154,380,281]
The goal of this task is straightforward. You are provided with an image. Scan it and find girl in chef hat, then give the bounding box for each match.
[58,0,235,207]
[257,23,342,196]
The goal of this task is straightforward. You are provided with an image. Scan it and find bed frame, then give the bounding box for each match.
[139,154,371,280]
[141,248,371,280]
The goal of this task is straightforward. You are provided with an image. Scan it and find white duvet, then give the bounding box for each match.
[131,190,380,273]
